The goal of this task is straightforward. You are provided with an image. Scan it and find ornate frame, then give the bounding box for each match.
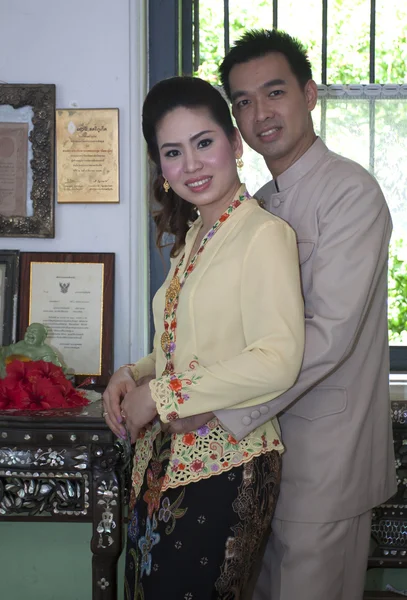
[0,250,19,345]
[0,84,56,238]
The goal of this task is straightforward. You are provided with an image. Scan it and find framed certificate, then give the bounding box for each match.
[56,108,119,204]
[18,252,114,385]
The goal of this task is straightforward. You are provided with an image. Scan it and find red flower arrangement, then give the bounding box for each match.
[0,360,90,411]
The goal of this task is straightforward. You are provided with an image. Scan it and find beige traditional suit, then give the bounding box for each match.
[215,138,397,599]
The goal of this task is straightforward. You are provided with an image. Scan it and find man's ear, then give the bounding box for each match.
[305,80,318,112]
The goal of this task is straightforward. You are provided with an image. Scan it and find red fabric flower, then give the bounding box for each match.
[219,214,229,222]
[190,459,205,473]
[0,360,89,411]
[182,433,196,446]
[166,411,179,421]
[169,378,182,392]
[227,434,238,445]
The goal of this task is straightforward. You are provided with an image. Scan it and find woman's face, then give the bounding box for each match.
[156,106,242,211]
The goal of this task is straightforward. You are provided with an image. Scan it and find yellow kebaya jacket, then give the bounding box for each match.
[130,185,304,494]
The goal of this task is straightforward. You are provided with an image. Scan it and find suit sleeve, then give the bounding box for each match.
[149,220,304,423]
[216,174,392,439]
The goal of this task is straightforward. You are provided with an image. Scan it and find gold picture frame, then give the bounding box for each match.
[56,108,119,204]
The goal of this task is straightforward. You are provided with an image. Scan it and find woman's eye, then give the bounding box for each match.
[198,138,212,149]
[165,149,180,158]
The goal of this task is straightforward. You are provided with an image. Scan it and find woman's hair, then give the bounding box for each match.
[142,76,236,257]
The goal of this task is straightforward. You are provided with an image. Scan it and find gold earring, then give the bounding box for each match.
[163,178,170,193]
[236,156,244,169]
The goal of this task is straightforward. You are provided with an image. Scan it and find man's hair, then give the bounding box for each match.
[219,29,313,99]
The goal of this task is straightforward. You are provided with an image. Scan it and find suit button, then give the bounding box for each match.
[272,197,281,208]
[260,406,269,415]
[251,410,260,419]
[242,416,252,426]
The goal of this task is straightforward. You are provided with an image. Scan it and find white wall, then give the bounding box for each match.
[0,0,149,369]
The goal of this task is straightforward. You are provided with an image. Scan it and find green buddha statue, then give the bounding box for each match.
[0,323,64,378]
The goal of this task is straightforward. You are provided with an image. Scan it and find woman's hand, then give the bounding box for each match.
[121,382,158,443]
[103,366,137,439]
[166,412,215,434]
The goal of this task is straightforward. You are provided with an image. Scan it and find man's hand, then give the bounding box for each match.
[121,382,158,444]
[102,366,140,439]
[165,411,215,434]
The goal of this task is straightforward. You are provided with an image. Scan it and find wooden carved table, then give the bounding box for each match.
[364,401,407,598]
[0,400,131,600]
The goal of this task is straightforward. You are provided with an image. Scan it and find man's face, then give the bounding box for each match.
[229,53,317,177]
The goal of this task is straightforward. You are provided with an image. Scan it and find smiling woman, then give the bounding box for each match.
[102,75,305,600]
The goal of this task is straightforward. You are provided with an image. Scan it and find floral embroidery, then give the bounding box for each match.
[131,419,161,501]
[150,371,202,422]
[132,414,283,498]
[190,459,205,472]
[127,508,140,543]
[158,486,188,535]
[215,451,281,598]
[182,433,196,446]
[138,515,160,577]
[143,468,165,519]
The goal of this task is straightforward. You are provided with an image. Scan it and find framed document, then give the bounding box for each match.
[0,123,28,217]
[0,250,19,345]
[0,84,55,238]
[18,252,114,385]
[56,108,119,204]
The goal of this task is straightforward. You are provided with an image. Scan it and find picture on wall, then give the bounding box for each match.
[18,252,115,386]
[0,84,56,238]
[56,108,119,204]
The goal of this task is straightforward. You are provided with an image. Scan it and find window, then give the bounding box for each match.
[195,0,407,370]
[147,0,407,369]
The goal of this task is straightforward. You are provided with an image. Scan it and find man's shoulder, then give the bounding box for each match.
[322,147,378,184]
[256,146,384,201]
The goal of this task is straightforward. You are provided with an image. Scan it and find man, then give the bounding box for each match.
[103,29,396,600]
[218,30,396,599]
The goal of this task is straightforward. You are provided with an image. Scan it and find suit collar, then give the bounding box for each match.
[273,137,329,192]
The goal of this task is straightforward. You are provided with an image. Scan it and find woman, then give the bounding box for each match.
[103,76,304,599]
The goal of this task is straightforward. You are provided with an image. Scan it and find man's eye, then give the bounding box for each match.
[198,138,212,149]
[236,99,250,109]
[269,90,284,97]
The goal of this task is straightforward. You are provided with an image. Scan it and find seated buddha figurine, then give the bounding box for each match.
[0,323,63,378]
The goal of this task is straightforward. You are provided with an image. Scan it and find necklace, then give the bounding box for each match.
[161,190,249,375]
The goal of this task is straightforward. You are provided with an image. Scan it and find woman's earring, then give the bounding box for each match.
[236,156,244,169]
[163,178,170,193]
